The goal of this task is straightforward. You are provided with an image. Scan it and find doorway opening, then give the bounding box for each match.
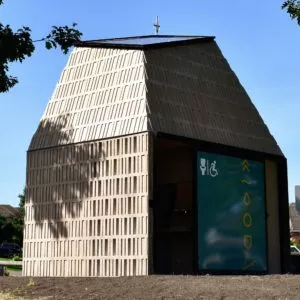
[153,137,195,274]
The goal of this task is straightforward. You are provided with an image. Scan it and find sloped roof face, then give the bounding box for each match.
[30,37,283,156]
[144,41,283,156]
[0,205,19,218]
[29,47,147,150]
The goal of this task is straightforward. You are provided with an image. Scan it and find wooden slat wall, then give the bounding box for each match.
[24,133,150,277]
[29,47,147,150]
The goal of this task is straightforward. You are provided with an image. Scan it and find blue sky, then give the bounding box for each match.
[0,0,299,206]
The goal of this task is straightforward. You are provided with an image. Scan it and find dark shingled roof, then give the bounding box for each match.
[144,41,283,156]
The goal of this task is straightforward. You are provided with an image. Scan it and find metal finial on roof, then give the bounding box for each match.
[153,16,160,35]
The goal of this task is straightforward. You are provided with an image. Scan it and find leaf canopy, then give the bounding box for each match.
[0,1,82,93]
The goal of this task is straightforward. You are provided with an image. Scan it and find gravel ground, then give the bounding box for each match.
[1,275,300,299]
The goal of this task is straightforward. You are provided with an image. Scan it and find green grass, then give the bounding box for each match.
[0,257,23,273]
[7,265,22,272]
[0,256,23,261]
[0,257,12,261]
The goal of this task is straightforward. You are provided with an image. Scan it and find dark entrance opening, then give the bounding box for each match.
[153,137,195,274]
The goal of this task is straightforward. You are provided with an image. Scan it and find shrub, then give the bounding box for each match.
[12,256,22,261]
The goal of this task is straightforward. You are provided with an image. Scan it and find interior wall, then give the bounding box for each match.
[265,160,281,273]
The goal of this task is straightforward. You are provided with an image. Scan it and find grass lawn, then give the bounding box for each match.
[0,257,12,261]
[0,257,22,262]
[0,257,23,273]
[7,265,22,272]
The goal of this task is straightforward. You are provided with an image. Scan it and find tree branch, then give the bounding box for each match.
[282,0,300,25]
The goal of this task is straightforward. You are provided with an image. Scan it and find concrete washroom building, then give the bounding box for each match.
[23,35,290,276]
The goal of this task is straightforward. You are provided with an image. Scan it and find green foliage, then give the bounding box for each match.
[0,1,82,93]
[7,265,22,272]
[0,215,13,243]
[0,24,34,92]
[43,23,81,54]
[290,239,300,249]
[282,0,300,25]
[11,189,26,245]
[18,190,25,219]
[0,189,26,245]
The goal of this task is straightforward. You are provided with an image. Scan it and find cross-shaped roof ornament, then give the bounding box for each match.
[153,16,160,35]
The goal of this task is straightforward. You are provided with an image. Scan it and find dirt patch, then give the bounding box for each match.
[1,275,300,299]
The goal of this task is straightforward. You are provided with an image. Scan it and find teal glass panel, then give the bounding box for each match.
[197,152,267,272]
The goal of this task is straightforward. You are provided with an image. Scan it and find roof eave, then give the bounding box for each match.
[75,36,215,50]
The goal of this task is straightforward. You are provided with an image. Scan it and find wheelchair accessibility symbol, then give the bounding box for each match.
[200,158,219,177]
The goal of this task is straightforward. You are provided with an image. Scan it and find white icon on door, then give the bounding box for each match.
[200,158,207,176]
[209,160,218,177]
[200,158,219,177]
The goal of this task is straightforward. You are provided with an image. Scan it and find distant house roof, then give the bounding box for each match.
[290,203,300,232]
[0,205,19,218]
[76,35,215,50]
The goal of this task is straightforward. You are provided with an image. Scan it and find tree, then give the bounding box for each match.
[11,190,26,245]
[17,190,25,219]
[0,190,26,245]
[282,0,300,25]
[0,0,82,93]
